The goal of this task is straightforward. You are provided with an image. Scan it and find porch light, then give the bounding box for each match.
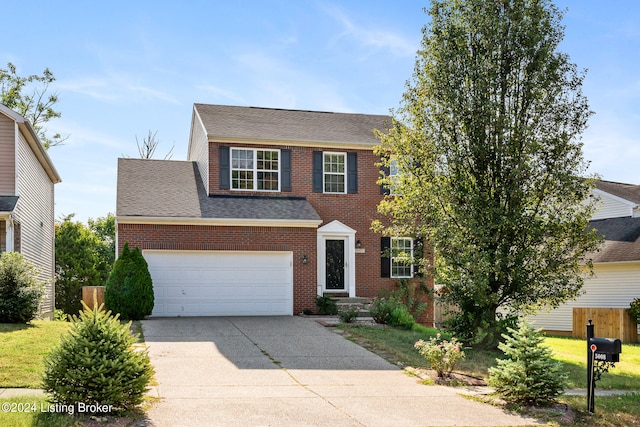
[302,255,308,264]
[356,240,362,248]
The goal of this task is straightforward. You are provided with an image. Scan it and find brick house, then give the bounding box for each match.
[116,104,433,322]
[0,104,61,319]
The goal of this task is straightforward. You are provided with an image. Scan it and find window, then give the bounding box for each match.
[323,152,346,193]
[391,237,413,278]
[389,158,400,195]
[231,148,280,191]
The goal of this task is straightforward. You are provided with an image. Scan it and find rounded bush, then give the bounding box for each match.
[104,243,154,320]
[0,252,45,323]
[42,304,154,412]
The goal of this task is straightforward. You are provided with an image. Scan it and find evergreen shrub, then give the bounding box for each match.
[488,321,567,405]
[0,252,45,323]
[42,303,153,413]
[104,243,154,320]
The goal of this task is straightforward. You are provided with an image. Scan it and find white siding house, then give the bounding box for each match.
[0,104,61,318]
[529,180,640,339]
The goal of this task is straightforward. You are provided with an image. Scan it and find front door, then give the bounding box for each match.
[325,239,345,290]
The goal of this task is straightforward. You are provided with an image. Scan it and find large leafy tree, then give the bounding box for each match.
[55,214,114,314]
[375,0,601,346]
[88,213,116,283]
[0,62,66,148]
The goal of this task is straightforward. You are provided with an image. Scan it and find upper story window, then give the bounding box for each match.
[389,158,400,195]
[323,152,346,194]
[231,148,280,191]
[391,237,414,278]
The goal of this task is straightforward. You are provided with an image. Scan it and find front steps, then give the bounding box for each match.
[332,296,374,322]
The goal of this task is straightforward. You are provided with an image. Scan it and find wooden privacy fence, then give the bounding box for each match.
[573,307,638,343]
[82,286,105,311]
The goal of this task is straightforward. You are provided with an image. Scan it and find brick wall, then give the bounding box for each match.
[117,141,434,325]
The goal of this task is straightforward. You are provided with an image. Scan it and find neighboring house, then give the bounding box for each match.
[116,104,432,320]
[529,180,640,337]
[0,104,61,319]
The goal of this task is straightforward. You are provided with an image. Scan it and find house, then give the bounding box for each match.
[529,180,640,339]
[0,104,61,319]
[116,104,433,320]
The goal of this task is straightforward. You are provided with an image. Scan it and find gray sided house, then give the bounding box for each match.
[529,180,640,338]
[0,104,61,318]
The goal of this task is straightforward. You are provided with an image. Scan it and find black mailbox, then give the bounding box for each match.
[589,337,622,362]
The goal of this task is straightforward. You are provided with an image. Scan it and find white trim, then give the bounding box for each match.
[322,151,347,194]
[592,188,638,208]
[116,216,322,228]
[391,237,414,279]
[317,220,356,297]
[208,135,376,150]
[230,147,281,192]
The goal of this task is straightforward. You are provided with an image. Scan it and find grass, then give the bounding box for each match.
[544,336,640,389]
[0,397,75,427]
[0,321,72,388]
[339,323,640,426]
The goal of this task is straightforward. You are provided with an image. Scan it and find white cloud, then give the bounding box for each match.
[323,5,417,57]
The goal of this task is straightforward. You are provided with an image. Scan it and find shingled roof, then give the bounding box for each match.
[116,158,321,225]
[589,217,640,263]
[595,180,640,205]
[193,104,391,146]
[0,196,19,212]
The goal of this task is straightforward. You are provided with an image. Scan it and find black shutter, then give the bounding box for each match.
[312,151,323,193]
[413,238,424,277]
[381,237,391,278]
[380,165,390,195]
[219,146,230,190]
[347,152,358,194]
[281,149,291,192]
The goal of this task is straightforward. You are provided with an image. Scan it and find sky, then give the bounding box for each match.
[1,1,639,223]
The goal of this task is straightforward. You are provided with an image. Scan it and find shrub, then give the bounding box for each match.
[315,295,338,315]
[53,309,69,322]
[389,305,415,329]
[629,298,640,325]
[394,279,429,319]
[42,303,154,413]
[369,297,395,324]
[104,243,154,320]
[338,305,360,323]
[0,252,45,323]
[414,333,465,378]
[488,321,567,405]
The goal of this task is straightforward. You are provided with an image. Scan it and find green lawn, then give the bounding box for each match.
[0,321,72,388]
[0,397,74,427]
[339,324,640,426]
[544,336,640,390]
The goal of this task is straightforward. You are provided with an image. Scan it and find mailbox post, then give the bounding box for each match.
[586,319,622,413]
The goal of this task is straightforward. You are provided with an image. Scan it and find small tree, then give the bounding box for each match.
[54,214,103,315]
[488,321,567,405]
[105,243,154,320]
[0,252,46,323]
[42,303,154,412]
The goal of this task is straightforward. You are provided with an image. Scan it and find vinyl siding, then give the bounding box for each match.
[14,131,55,316]
[529,263,640,335]
[591,192,633,220]
[187,110,209,194]
[0,113,16,195]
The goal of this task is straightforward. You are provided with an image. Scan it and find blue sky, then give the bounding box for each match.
[1,1,639,223]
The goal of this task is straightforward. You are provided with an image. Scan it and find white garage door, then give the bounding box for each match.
[143,251,293,317]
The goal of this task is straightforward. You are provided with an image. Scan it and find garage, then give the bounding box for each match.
[143,250,293,317]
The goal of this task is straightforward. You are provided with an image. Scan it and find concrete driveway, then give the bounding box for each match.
[142,317,540,427]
